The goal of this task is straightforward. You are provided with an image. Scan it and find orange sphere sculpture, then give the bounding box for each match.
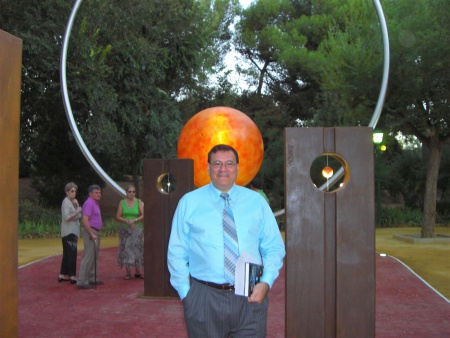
[177,106,264,187]
[322,166,334,179]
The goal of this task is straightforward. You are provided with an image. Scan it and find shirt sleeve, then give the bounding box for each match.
[82,199,93,217]
[61,198,76,222]
[167,197,191,300]
[258,201,286,288]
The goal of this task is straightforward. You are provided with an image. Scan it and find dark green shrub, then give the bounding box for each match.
[19,200,60,226]
[379,207,422,228]
[19,199,121,239]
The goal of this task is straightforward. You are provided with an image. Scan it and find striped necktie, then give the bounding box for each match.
[221,192,239,284]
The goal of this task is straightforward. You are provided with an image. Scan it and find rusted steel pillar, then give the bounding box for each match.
[285,127,375,337]
[142,159,194,298]
[0,29,22,338]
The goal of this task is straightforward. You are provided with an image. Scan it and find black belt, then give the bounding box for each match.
[193,277,234,290]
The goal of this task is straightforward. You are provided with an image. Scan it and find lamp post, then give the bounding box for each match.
[373,130,384,227]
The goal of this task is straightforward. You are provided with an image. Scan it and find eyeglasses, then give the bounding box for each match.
[210,160,237,170]
[128,190,135,193]
[69,189,77,193]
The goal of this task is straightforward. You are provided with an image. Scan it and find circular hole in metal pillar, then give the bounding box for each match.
[156,172,177,194]
[310,153,350,193]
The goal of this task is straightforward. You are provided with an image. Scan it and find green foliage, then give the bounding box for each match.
[437,144,450,216]
[234,93,291,209]
[68,0,240,192]
[379,207,423,228]
[1,0,106,205]
[19,221,60,240]
[380,143,450,215]
[1,0,239,204]
[18,199,122,239]
[19,200,61,238]
[382,0,450,144]
[379,205,449,228]
[19,200,60,225]
[234,0,324,119]
[436,212,450,227]
[3,0,449,235]
[382,148,425,209]
[310,0,449,236]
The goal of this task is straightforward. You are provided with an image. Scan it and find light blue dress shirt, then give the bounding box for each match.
[168,182,286,300]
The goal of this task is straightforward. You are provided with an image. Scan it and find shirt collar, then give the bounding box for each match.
[88,196,99,205]
[208,182,237,201]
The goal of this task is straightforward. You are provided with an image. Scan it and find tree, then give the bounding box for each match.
[315,0,450,237]
[233,0,331,121]
[231,0,376,208]
[234,93,291,209]
[65,0,239,195]
[0,0,104,206]
[384,0,450,237]
[0,0,239,203]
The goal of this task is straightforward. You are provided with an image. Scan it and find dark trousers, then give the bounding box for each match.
[60,233,78,276]
[183,278,268,338]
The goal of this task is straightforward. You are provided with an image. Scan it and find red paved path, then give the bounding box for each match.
[19,248,449,337]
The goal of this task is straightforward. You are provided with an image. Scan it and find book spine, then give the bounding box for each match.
[244,262,250,297]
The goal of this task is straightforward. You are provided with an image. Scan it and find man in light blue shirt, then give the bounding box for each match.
[168,144,285,337]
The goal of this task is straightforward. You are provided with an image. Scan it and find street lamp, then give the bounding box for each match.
[373,130,384,227]
[373,130,384,144]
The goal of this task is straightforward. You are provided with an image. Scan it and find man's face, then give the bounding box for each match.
[89,189,102,201]
[208,150,238,192]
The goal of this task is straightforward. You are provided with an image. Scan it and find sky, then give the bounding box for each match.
[221,0,255,91]
[240,0,253,8]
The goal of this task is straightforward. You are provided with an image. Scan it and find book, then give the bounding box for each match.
[244,262,263,297]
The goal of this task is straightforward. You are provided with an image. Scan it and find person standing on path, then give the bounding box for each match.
[58,182,82,284]
[168,144,285,337]
[76,184,103,289]
[116,184,144,280]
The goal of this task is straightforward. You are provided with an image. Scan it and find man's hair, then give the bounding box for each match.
[207,144,239,164]
[88,184,101,193]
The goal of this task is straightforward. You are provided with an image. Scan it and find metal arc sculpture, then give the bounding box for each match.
[316,0,390,194]
[60,0,126,197]
[60,0,389,201]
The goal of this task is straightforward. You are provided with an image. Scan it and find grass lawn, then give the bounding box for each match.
[376,227,450,299]
[19,227,450,299]
[18,236,119,267]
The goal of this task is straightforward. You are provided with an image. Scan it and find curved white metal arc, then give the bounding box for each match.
[60,0,126,197]
[60,0,389,209]
[317,0,389,192]
[369,0,390,129]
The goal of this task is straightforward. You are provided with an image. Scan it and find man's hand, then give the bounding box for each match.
[90,233,98,242]
[248,282,269,303]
